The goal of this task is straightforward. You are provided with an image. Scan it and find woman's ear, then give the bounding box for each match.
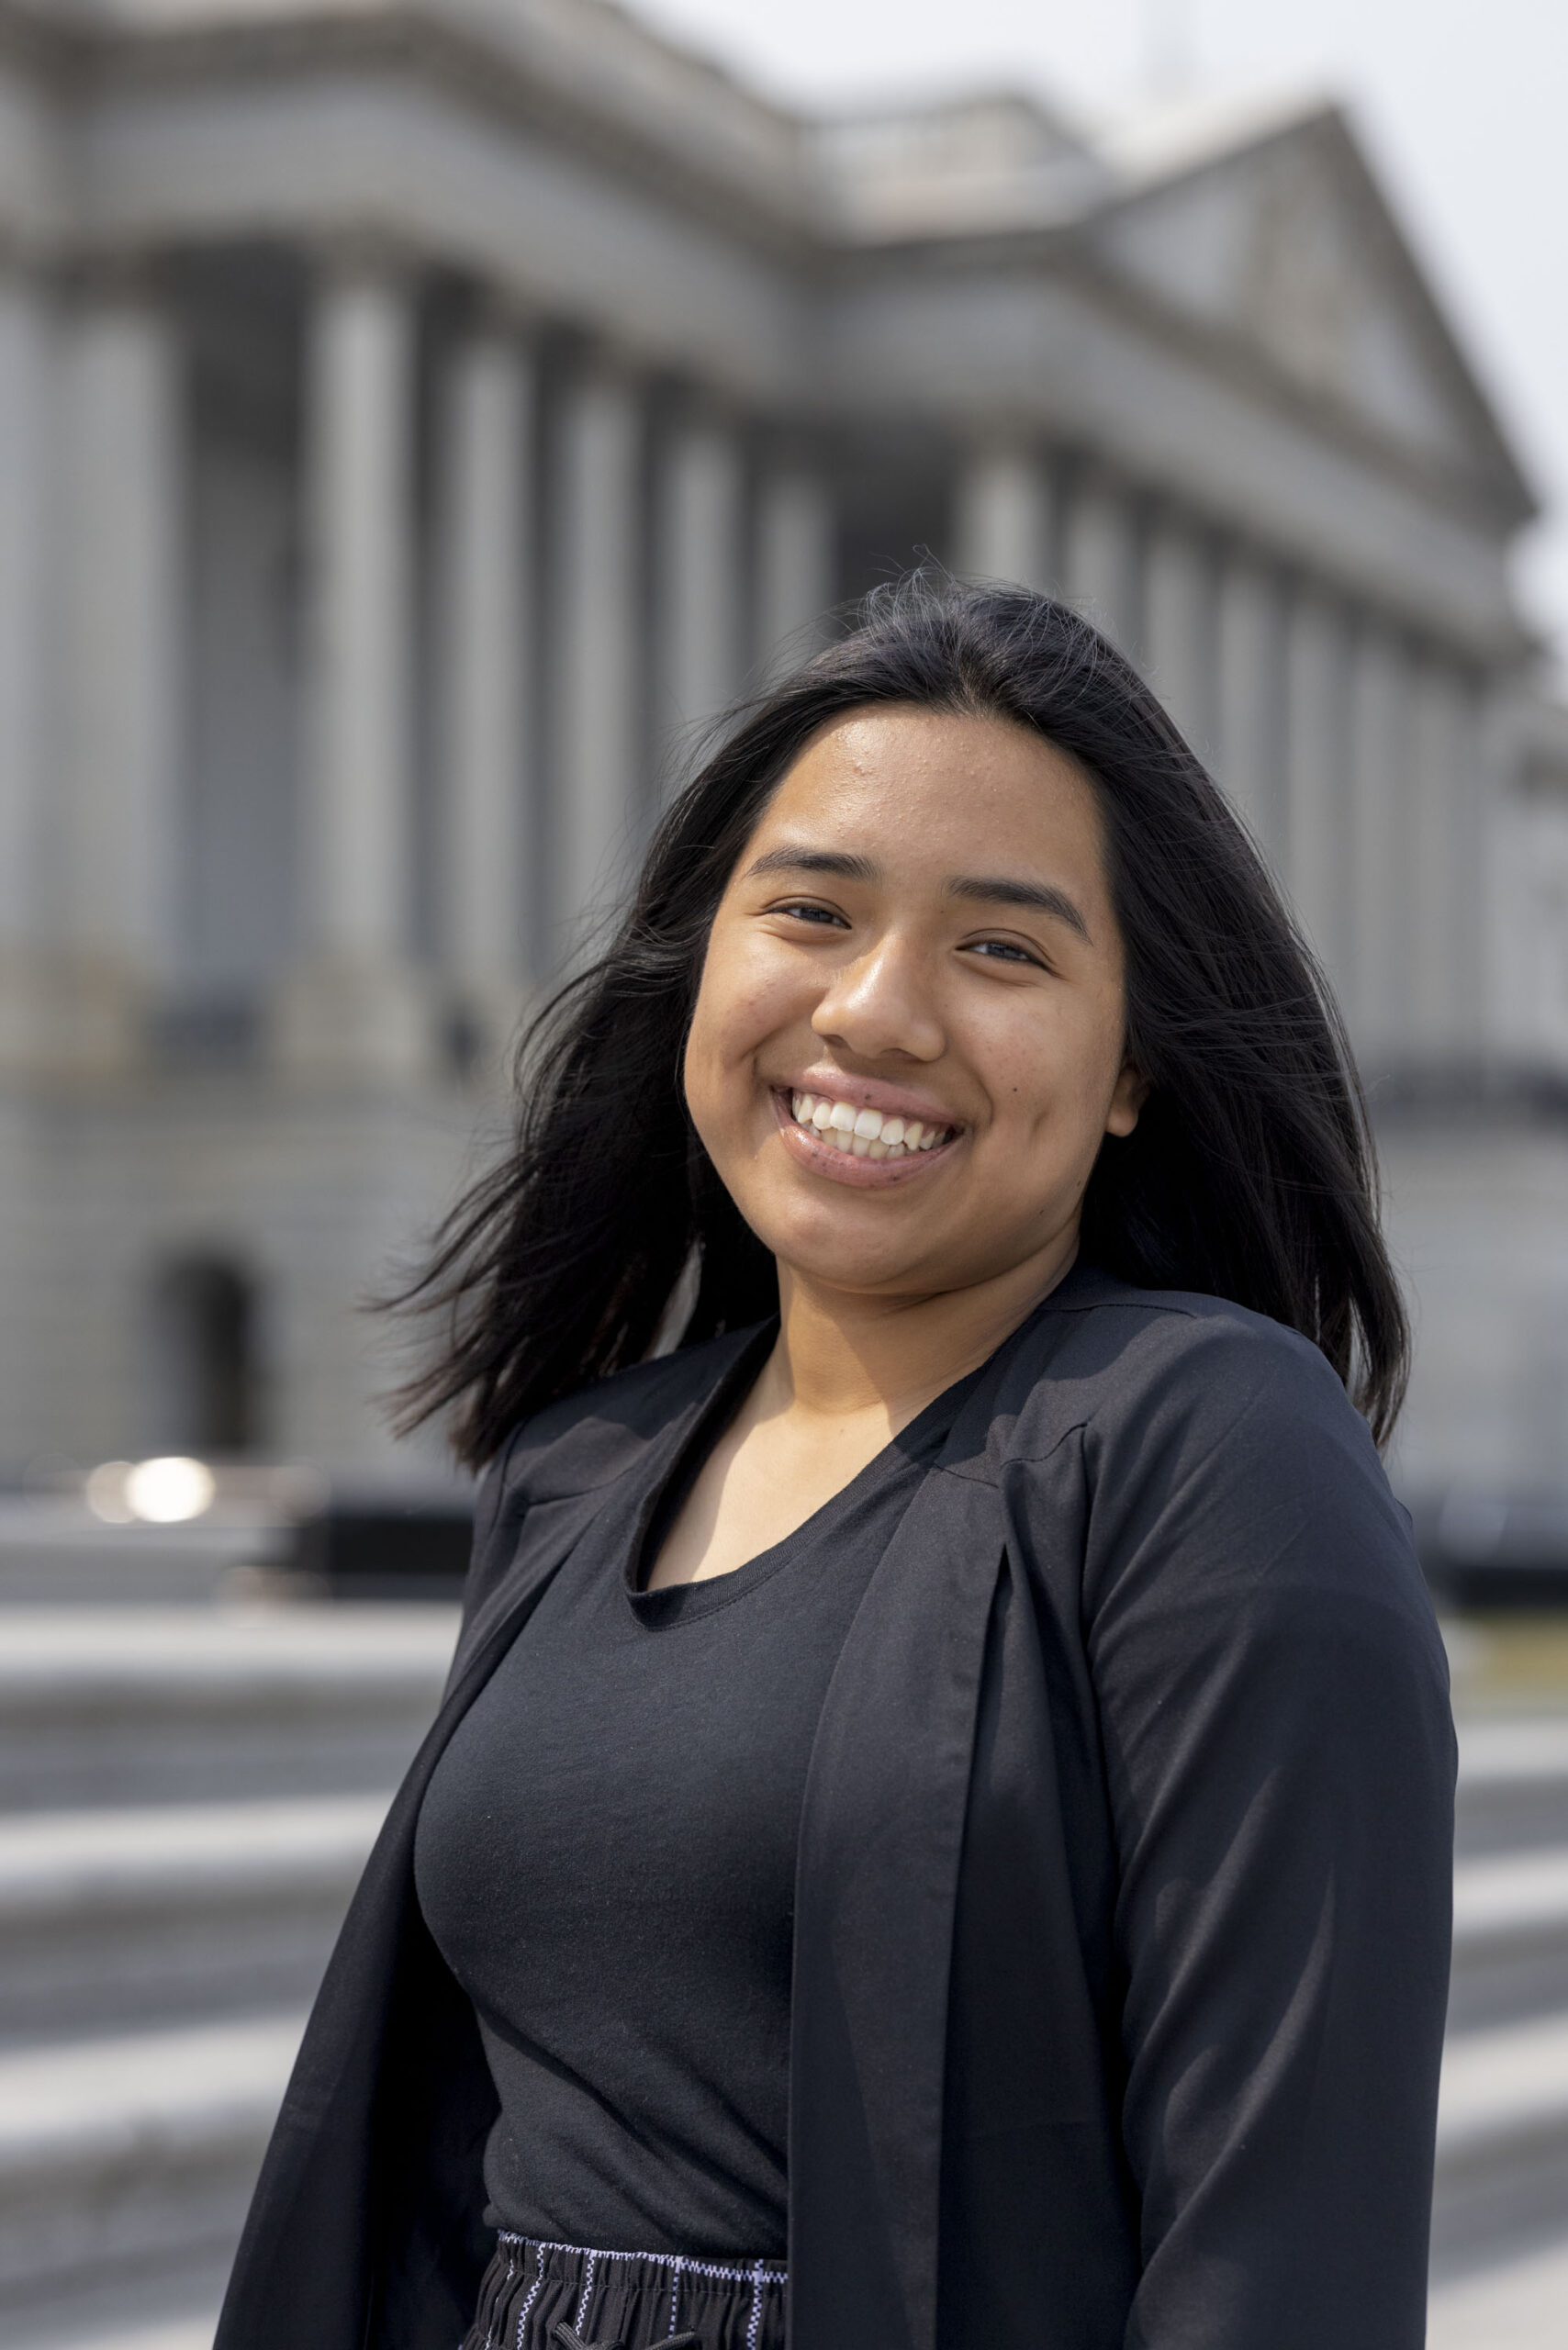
[1105,1060,1149,1139]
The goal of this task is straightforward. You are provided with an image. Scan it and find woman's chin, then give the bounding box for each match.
[756,1211,948,1302]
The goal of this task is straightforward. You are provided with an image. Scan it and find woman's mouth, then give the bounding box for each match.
[778,1088,959,1165]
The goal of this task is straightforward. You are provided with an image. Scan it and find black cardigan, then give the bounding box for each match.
[214,1265,1455,2350]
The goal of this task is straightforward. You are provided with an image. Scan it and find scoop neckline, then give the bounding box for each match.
[623,1327,989,1624]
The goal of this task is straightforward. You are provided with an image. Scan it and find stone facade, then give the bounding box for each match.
[0,0,1562,1483]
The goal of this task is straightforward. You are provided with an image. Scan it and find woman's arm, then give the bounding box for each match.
[1082,1315,1455,2349]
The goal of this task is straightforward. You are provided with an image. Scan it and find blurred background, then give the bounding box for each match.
[0,1,1565,2344]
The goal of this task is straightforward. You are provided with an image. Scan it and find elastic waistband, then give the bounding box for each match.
[487,2233,788,2350]
[496,2235,788,2291]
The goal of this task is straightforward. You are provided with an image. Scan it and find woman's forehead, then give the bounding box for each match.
[753,708,1111,885]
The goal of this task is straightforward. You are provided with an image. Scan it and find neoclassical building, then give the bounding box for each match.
[1,0,1564,1486]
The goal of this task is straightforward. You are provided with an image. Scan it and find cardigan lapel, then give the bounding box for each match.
[789,1438,1005,2350]
[212,1486,600,2350]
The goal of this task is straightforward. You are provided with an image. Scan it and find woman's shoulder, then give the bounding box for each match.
[1006,1265,1426,1616]
[490,1324,766,1505]
[1002,1263,1391,1507]
[1029,1262,1353,1428]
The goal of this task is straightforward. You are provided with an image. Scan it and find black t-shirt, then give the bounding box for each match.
[414,1332,984,2260]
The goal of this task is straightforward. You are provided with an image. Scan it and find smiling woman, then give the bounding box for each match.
[216,579,1454,2350]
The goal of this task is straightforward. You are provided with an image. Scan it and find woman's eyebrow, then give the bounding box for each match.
[946,874,1092,941]
[744,846,878,882]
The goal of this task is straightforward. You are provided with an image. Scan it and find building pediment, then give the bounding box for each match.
[1083,97,1534,526]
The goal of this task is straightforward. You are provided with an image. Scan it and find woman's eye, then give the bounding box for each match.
[775,901,846,928]
[966,938,1042,968]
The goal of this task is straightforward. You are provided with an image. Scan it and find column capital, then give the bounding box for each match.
[305,229,425,292]
[558,329,654,395]
[0,239,56,288]
[462,282,546,348]
[756,419,829,473]
[58,247,177,308]
[656,369,748,428]
[955,414,1047,456]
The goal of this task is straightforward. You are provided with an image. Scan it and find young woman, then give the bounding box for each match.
[217,579,1454,2350]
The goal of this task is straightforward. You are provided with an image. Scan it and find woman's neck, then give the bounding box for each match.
[766,1230,1080,1438]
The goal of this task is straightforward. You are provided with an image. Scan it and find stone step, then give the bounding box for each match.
[0,1795,388,2042]
[1454,1716,1568,1857]
[0,2010,302,2322]
[1430,2006,1568,2269]
[0,1606,457,1809]
[1426,2228,1568,2350]
[1450,1842,1568,2031]
[0,1503,286,1610]
[12,2316,218,2350]
[6,2266,228,2350]
[9,1792,1548,2054]
[3,1996,1565,2336]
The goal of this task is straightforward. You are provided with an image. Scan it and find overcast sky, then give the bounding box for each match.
[634,0,1568,671]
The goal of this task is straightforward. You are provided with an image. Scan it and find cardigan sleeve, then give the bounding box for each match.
[1075,1311,1455,2350]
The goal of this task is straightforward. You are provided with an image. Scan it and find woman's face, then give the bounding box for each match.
[684,706,1146,1309]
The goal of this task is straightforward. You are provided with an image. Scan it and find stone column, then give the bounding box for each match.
[1214,549,1283,857]
[1142,511,1212,755]
[656,407,744,771]
[434,315,535,1044]
[1061,469,1135,652]
[54,267,185,1068]
[1282,583,1349,977]
[1346,620,1413,1068]
[1409,654,1484,1066]
[0,267,52,1065]
[953,439,1055,590]
[756,462,833,674]
[550,360,642,944]
[281,255,428,1076]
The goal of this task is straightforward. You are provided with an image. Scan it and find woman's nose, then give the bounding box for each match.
[811,935,945,1063]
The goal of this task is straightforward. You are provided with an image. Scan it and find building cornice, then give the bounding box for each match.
[825,220,1531,547]
[0,0,829,260]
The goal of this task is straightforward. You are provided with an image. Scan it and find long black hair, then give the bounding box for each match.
[394,575,1408,1463]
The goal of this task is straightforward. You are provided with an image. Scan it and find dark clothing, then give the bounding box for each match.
[462,2235,788,2350]
[214,1265,1457,2350]
[416,1326,973,2258]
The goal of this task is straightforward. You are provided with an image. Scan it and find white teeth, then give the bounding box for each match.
[790,1091,954,1158]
